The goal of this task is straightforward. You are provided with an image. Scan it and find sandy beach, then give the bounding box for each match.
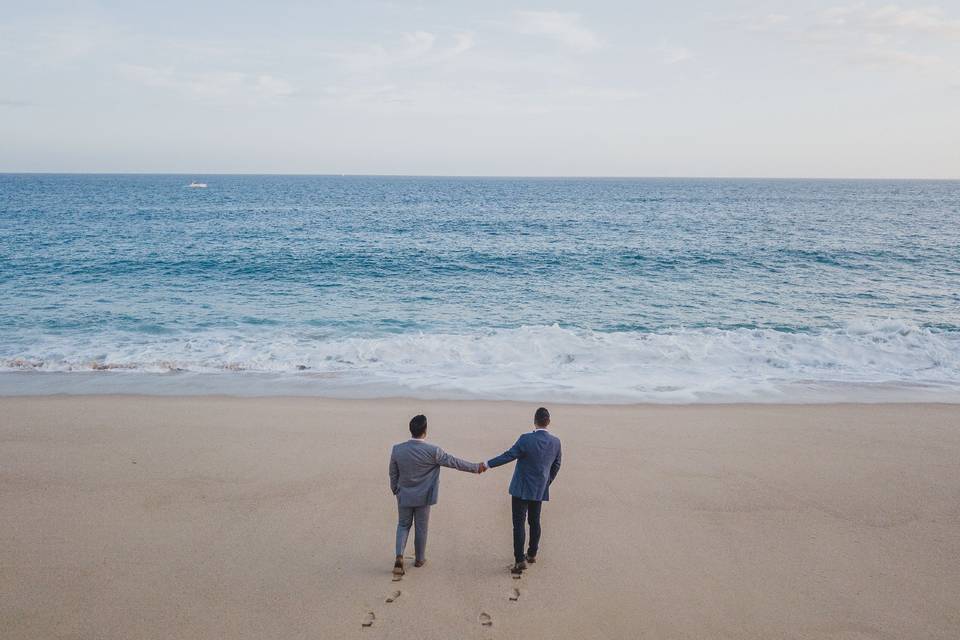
[2,396,959,639]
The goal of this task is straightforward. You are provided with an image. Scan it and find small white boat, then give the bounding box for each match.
[188,181,208,188]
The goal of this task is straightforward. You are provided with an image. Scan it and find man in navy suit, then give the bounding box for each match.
[483,407,562,575]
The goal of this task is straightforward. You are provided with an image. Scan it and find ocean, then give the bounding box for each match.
[1,174,958,402]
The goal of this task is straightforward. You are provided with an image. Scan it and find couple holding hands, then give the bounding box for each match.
[388,407,562,576]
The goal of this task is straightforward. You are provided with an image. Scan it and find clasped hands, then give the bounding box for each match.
[477,462,487,474]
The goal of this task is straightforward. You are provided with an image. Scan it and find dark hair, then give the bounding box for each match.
[409,414,428,438]
[534,407,550,427]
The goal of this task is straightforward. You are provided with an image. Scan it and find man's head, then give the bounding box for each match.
[534,407,550,428]
[409,414,428,439]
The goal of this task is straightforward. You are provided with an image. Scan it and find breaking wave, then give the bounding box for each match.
[2,321,959,402]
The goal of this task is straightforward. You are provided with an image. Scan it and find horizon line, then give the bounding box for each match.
[1,171,958,181]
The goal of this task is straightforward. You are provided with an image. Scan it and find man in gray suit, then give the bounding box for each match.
[389,414,483,575]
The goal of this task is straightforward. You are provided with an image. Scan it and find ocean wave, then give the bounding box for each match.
[2,321,959,402]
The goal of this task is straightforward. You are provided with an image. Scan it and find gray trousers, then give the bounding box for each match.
[395,504,431,561]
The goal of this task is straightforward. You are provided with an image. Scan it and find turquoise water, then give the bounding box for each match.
[1,174,958,401]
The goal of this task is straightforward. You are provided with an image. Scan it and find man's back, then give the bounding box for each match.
[390,440,478,507]
[488,429,562,501]
[389,415,482,574]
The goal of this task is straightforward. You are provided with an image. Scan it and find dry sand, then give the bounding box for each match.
[2,396,959,639]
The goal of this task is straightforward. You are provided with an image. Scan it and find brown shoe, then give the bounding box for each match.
[414,558,427,568]
[511,561,527,575]
[393,556,405,576]
[525,554,537,563]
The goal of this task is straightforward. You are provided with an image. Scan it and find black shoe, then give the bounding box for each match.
[511,561,527,575]
[525,554,537,563]
[393,557,405,576]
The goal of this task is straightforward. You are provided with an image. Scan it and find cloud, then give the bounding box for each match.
[850,48,942,67]
[749,14,790,32]
[567,86,645,100]
[802,4,959,69]
[253,74,296,98]
[513,11,601,52]
[732,4,958,72]
[0,19,120,65]
[825,4,960,35]
[320,82,410,107]
[401,30,436,57]
[449,32,476,56]
[0,99,32,107]
[117,64,294,103]
[657,45,694,64]
[721,13,791,33]
[328,30,474,72]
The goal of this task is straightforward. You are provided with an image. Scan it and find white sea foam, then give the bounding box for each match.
[2,321,959,402]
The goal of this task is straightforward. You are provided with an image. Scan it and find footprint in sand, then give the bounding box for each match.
[479,612,493,627]
[509,587,520,602]
[386,590,401,603]
[361,611,375,628]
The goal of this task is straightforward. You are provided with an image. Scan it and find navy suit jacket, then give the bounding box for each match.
[487,429,562,501]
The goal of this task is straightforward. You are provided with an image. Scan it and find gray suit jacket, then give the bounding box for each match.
[389,439,480,507]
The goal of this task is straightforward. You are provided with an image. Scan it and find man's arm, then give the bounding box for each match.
[435,447,481,473]
[486,437,524,469]
[548,443,562,484]
[389,453,400,495]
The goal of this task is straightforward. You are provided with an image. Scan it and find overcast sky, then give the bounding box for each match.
[2,1,959,177]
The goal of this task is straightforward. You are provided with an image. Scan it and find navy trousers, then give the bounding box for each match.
[511,496,543,563]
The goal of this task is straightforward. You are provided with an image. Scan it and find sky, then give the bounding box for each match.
[1,1,959,178]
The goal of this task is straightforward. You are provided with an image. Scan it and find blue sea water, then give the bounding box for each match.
[1,173,958,402]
